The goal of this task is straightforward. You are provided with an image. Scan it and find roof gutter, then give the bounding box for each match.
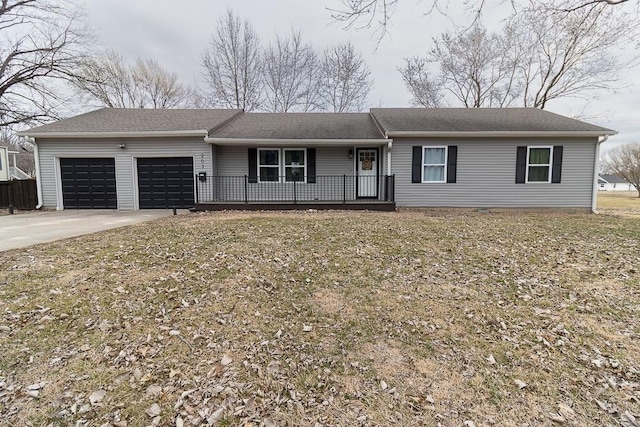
[592,135,609,214]
[204,137,391,146]
[16,130,210,139]
[385,130,618,138]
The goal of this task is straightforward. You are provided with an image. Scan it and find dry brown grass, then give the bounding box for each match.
[0,209,639,426]
[598,191,640,216]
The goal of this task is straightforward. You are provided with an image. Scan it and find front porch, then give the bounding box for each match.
[194,175,396,211]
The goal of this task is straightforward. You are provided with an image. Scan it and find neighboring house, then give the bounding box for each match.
[598,174,637,192]
[18,107,616,212]
[0,146,8,182]
[0,145,31,181]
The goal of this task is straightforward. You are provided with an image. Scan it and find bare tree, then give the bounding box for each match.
[603,143,640,197]
[72,50,195,109]
[319,43,373,112]
[263,30,323,112]
[328,0,637,40]
[201,10,263,111]
[0,0,86,129]
[515,3,626,109]
[400,25,521,108]
[399,57,443,107]
[134,59,195,108]
[400,3,628,109]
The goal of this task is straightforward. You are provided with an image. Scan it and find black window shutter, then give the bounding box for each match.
[307,148,316,183]
[412,146,422,183]
[248,148,257,183]
[552,146,563,184]
[446,146,458,183]
[515,146,527,184]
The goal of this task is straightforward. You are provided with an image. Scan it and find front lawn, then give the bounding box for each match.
[1,209,639,426]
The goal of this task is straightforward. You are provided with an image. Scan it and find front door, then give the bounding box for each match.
[357,148,378,198]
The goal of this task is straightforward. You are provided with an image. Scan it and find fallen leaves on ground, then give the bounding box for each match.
[0,208,639,426]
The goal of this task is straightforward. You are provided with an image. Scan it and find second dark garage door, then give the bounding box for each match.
[137,157,195,209]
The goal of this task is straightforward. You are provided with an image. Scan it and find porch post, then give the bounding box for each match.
[195,174,199,204]
[391,174,395,201]
[244,175,248,204]
[293,178,297,204]
[343,174,346,204]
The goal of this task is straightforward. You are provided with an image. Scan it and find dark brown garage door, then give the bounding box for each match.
[137,157,194,209]
[60,158,117,209]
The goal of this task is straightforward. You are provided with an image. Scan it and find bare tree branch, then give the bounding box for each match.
[515,2,627,108]
[399,2,630,109]
[318,42,373,112]
[328,0,637,41]
[548,0,631,13]
[71,50,196,109]
[400,25,522,108]
[603,143,640,197]
[398,56,444,107]
[263,30,323,112]
[0,0,87,129]
[201,10,263,111]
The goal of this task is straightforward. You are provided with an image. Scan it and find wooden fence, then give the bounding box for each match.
[0,179,37,210]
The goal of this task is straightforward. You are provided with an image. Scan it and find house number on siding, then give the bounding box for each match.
[200,153,205,169]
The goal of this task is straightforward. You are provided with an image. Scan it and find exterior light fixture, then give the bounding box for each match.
[348,149,354,159]
[117,144,126,149]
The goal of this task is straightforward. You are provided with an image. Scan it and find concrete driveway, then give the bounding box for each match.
[0,210,176,251]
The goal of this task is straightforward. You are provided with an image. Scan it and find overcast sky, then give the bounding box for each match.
[83,0,639,152]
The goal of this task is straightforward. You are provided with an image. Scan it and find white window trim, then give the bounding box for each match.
[257,148,280,183]
[283,148,307,183]
[525,146,553,183]
[257,148,307,183]
[421,146,447,183]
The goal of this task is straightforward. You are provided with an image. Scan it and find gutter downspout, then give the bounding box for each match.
[30,138,44,210]
[591,135,608,214]
[387,140,392,176]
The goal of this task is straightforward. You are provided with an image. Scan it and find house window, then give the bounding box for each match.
[258,149,279,182]
[284,149,306,182]
[422,146,447,183]
[526,146,552,183]
[258,148,306,183]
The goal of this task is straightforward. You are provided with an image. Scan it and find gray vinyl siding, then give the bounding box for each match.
[213,145,360,202]
[37,137,211,210]
[392,138,597,208]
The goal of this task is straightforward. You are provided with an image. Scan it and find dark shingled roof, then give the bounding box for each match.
[600,174,630,184]
[21,107,616,138]
[23,108,242,134]
[370,108,615,134]
[211,113,386,140]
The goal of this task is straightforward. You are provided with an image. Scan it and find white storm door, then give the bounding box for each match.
[357,148,378,198]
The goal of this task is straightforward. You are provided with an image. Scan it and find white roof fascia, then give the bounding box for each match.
[17,130,209,138]
[205,138,391,146]
[385,130,618,138]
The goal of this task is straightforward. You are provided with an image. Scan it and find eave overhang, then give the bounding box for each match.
[384,130,618,138]
[204,138,391,146]
[17,130,209,139]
